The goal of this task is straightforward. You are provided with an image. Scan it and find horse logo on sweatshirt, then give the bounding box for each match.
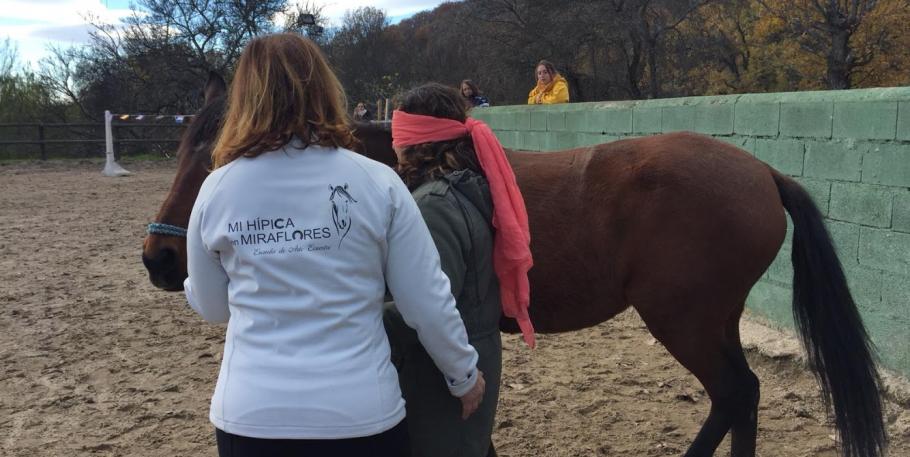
[329,183,357,248]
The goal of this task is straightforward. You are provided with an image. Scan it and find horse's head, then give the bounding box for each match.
[142,72,226,290]
[329,183,358,206]
[141,74,396,291]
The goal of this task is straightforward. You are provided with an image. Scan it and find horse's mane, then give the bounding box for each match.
[179,95,226,161]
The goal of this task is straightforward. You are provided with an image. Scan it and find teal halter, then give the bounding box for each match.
[147,222,187,237]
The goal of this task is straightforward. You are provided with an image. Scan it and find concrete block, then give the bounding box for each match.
[858,276,909,374]
[541,133,560,151]
[794,177,831,215]
[516,131,534,151]
[862,144,910,188]
[753,139,804,176]
[530,131,549,151]
[746,280,795,329]
[566,110,588,133]
[893,191,910,233]
[863,316,910,376]
[577,133,609,147]
[496,131,519,150]
[881,272,910,315]
[530,111,548,131]
[899,102,910,141]
[844,264,883,308]
[734,102,779,136]
[780,102,833,138]
[510,111,530,131]
[582,111,607,133]
[858,227,910,275]
[633,106,662,133]
[827,220,860,265]
[767,246,793,285]
[556,132,578,150]
[547,111,567,132]
[718,136,756,155]
[662,106,695,133]
[693,103,734,135]
[601,108,633,134]
[471,110,493,124]
[828,182,893,228]
[833,101,898,140]
[804,140,864,181]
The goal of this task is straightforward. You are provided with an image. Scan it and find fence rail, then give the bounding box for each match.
[0,122,185,160]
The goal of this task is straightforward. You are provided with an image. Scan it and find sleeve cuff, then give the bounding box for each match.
[446,365,479,398]
[183,278,198,312]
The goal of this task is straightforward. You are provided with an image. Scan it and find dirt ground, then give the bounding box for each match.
[0,159,908,457]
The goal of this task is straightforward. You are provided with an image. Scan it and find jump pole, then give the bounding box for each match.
[102,110,131,177]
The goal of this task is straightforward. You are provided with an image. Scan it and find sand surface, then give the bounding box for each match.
[1,159,907,456]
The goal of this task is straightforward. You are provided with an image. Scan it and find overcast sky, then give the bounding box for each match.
[0,0,449,69]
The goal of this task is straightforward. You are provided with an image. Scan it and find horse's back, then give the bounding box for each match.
[504,132,787,332]
[604,132,787,322]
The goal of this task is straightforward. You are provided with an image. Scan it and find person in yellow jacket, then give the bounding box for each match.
[527,60,569,105]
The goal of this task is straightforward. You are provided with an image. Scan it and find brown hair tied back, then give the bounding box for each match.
[395,83,483,190]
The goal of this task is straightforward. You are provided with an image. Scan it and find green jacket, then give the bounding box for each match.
[384,169,502,457]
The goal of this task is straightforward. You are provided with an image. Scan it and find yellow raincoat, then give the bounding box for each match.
[527,74,570,105]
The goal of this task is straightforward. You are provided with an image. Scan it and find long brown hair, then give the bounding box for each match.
[395,83,482,190]
[536,59,558,79]
[460,79,481,97]
[212,33,356,168]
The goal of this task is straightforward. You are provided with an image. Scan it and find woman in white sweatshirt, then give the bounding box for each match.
[183,33,485,457]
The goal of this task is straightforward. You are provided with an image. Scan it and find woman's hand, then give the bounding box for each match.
[459,369,486,419]
[534,93,543,104]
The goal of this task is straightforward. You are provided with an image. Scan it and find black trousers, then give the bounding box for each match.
[215,419,411,457]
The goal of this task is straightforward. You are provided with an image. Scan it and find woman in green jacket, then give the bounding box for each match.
[384,82,534,457]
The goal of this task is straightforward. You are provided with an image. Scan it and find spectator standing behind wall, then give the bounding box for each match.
[353,102,374,121]
[527,60,569,105]
[460,80,490,108]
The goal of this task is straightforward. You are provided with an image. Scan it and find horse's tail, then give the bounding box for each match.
[770,169,887,457]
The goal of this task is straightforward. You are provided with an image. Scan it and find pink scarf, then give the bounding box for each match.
[392,110,536,348]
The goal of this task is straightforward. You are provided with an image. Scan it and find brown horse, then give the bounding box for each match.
[142,74,887,457]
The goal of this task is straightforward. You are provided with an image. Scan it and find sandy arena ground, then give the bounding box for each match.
[1,159,908,456]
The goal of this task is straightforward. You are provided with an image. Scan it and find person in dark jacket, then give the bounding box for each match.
[384,83,535,457]
[460,79,490,108]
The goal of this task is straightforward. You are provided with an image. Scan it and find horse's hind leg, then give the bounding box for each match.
[724,314,760,457]
[636,301,759,457]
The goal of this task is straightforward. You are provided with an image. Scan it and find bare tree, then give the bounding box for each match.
[135,0,289,74]
[326,7,397,104]
[39,46,93,118]
[1,38,18,76]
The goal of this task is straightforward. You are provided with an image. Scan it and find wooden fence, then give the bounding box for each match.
[0,122,186,160]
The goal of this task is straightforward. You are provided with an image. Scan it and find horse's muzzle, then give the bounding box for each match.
[142,248,186,291]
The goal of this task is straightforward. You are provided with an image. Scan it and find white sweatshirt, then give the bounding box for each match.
[183,142,479,439]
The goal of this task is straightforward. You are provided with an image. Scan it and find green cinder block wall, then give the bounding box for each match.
[471,87,910,379]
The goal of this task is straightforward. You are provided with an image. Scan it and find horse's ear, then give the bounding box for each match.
[204,71,227,104]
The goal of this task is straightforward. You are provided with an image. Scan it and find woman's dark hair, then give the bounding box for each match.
[460,79,481,97]
[395,83,482,190]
